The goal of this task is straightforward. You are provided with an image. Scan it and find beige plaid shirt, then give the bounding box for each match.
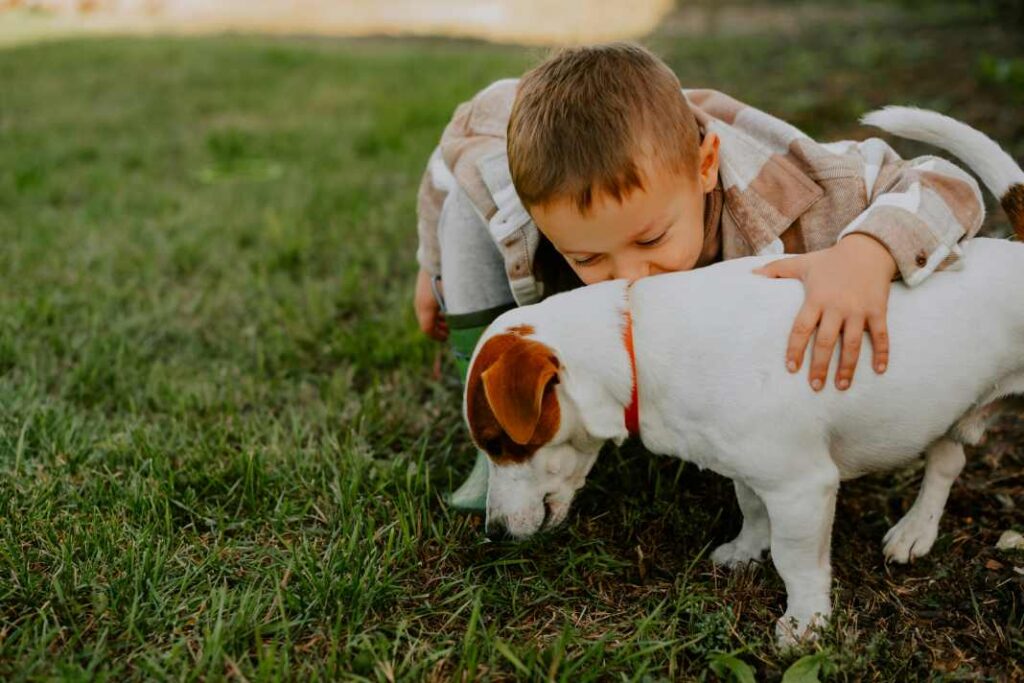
[416,79,985,305]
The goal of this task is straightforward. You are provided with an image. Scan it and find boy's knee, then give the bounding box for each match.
[438,189,487,251]
[438,189,514,315]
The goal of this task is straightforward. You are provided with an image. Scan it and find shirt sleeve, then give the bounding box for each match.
[415,146,455,276]
[836,138,985,287]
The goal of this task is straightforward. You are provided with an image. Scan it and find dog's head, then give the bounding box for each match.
[465,326,604,539]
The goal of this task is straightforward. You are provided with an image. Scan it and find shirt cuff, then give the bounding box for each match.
[837,205,948,287]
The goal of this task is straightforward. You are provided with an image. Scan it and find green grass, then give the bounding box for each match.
[1,3,1023,680]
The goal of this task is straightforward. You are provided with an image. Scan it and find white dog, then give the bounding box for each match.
[463,108,1024,647]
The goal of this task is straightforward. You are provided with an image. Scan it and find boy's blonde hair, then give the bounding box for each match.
[507,42,701,214]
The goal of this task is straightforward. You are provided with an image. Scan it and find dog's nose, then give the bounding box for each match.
[484,518,505,541]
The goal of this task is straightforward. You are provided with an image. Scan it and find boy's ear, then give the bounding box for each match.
[698,132,720,193]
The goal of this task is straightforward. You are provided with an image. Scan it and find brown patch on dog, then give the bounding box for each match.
[506,324,535,336]
[1001,183,1024,241]
[465,334,561,465]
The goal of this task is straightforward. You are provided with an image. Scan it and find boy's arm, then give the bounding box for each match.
[756,146,984,391]
[413,79,520,340]
[835,146,985,286]
[413,146,455,341]
[416,79,516,279]
[416,146,454,277]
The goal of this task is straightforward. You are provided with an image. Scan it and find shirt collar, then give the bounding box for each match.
[690,111,823,255]
[696,178,724,267]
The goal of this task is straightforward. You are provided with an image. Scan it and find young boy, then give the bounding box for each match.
[414,43,984,511]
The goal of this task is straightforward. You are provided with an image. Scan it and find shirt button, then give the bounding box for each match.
[915,251,928,267]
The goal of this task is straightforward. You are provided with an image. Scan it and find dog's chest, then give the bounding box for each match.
[638,415,745,480]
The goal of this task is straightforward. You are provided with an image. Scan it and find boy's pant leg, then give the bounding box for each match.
[438,187,515,512]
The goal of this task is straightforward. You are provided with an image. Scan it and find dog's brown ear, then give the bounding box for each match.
[480,338,560,445]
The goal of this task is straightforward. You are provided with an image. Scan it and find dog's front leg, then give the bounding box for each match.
[711,480,771,567]
[758,466,839,649]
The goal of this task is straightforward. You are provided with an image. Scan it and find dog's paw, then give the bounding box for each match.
[883,509,939,564]
[711,539,766,567]
[775,612,826,650]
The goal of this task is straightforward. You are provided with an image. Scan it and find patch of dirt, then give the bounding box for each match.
[588,412,1024,678]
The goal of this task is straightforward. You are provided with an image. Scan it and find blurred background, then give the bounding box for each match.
[0,1,1022,680]
[2,0,674,45]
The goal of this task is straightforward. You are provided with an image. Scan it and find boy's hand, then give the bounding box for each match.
[753,234,897,391]
[414,269,449,342]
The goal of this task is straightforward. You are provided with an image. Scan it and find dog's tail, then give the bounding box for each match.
[861,106,1024,240]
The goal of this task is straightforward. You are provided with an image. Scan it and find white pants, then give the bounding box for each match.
[437,187,515,318]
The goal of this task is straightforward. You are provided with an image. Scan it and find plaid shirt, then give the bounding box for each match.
[416,79,985,306]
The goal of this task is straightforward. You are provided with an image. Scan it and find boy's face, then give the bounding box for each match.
[531,133,720,284]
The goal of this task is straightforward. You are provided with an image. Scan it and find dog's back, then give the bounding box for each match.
[631,238,1024,478]
[631,104,1024,478]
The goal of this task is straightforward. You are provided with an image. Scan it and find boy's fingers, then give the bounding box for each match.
[417,307,446,342]
[809,310,843,391]
[835,316,865,390]
[754,257,803,279]
[868,311,890,373]
[418,312,435,336]
[786,303,821,373]
[415,310,430,334]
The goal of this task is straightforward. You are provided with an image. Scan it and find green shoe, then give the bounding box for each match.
[445,304,514,513]
[446,450,490,512]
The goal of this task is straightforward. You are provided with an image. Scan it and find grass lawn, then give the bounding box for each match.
[1,2,1022,680]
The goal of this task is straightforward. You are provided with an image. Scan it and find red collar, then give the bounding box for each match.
[622,308,640,438]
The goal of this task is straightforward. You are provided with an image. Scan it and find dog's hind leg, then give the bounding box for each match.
[711,480,771,567]
[883,438,965,564]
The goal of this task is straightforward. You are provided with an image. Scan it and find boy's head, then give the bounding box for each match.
[508,43,720,284]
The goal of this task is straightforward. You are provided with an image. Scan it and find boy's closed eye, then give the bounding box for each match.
[636,230,668,247]
[569,229,669,267]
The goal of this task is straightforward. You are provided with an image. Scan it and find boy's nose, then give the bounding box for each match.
[614,261,651,282]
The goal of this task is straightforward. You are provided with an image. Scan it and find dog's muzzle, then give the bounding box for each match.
[485,498,557,540]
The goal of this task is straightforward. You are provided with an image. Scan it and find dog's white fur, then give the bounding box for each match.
[469,109,1024,647]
